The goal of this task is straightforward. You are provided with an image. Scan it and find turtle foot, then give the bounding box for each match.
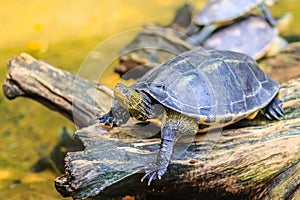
[263,98,285,120]
[141,167,167,186]
[97,112,122,127]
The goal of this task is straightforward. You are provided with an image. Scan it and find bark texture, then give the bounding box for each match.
[54,78,300,200]
[2,43,300,199]
[2,53,112,128]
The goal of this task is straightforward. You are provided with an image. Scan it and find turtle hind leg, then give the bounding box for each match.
[263,98,284,120]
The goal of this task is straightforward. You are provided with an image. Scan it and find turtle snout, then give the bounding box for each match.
[114,83,130,98]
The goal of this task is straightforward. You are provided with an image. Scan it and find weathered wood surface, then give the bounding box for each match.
[2,53,112,128]
[2,43,300,199]
[260,42,300,83]
[54,78,300,200]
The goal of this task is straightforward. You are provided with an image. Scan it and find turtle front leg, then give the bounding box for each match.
[142,110,198,185]
[260,3,277,27]
[186,24,216,46]
[97,102,130,127]
[141,138,174,185]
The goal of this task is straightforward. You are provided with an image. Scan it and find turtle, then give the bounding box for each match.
[188,14,291,60]
[185,0,277,44]
[98,48,284,185]
[116,28,194,80]
[190,15,277,59]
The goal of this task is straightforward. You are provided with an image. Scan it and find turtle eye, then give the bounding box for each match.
[118,86,132,97]
[153,83,165,90]
[120,87,129,95]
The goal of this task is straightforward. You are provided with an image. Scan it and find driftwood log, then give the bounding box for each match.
[59,78,300,200]
[2,43,300,200]
[2,53,112,128]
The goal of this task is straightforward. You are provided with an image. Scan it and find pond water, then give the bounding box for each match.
[0,0,299,199]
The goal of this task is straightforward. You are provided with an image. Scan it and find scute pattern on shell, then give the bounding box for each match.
[195,0,264,25]
[132,48,279,123]
[202,16,277,59]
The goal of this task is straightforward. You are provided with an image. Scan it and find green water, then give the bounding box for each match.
[0,0,299,199]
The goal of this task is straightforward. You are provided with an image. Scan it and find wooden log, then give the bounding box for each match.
[259,42,300,83]
[53,78,300,200]
[2,43,300,199]
[2,53,112,128]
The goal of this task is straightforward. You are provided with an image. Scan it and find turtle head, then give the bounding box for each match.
[114,83,141,110]
[114,83,153,121]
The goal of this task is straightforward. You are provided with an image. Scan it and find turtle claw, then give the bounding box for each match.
[274,104,285,118]
[97,113,114,127]
[269,107,280,120]
[264,112,273,120]
[263,98,284,121]
[97,112,122,127]
[141,167,167,185]
[147,173,156,186]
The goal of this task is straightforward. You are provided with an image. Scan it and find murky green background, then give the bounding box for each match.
[0,0,299,199]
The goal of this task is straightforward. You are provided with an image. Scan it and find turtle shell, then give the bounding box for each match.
[133,48,279,124]
[202,15,277,60]
[195,0,264,25]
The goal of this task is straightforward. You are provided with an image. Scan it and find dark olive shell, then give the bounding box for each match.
[133,48,279,123]
[202,15,277,60]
